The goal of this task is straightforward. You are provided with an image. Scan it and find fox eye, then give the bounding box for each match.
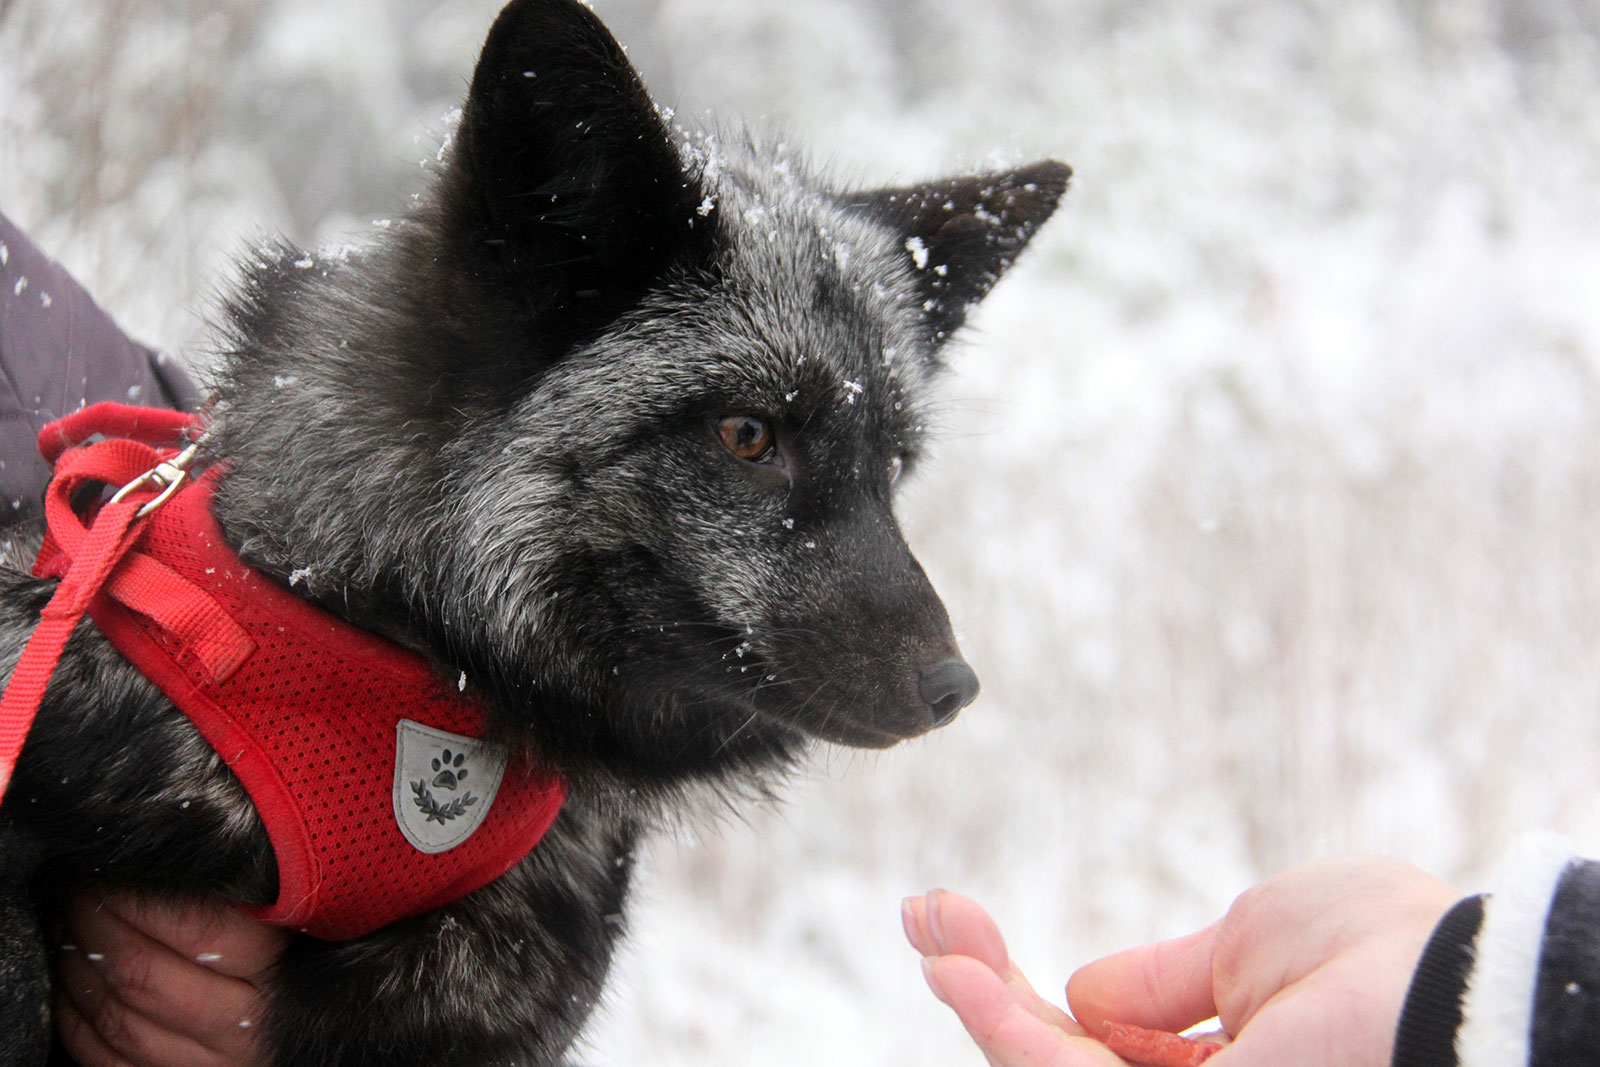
[718,415,776,462]
[888,455,904,484]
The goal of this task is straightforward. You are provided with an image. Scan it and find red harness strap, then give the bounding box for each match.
[2,404,567,939]
[0,403,208,796]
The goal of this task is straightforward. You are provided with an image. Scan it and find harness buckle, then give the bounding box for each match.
[109,442,203,517]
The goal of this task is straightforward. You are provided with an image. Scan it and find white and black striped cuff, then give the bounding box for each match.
[1394,834,1599,1067]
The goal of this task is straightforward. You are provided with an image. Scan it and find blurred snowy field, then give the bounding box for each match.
[6,0,1600,1063]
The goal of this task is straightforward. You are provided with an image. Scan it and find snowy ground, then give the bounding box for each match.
[6,1,1600,1063]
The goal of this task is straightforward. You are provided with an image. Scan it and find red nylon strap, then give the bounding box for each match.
[0,403,245,800]
[103,553,255,683]
[0,495,144,796]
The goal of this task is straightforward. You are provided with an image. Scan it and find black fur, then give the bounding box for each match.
[0,1,1068,1063]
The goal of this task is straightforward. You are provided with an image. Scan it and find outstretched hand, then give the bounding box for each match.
[55,890,287,1067]
[906,856,1460,1067]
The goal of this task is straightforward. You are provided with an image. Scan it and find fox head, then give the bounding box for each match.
[208,0,1067,789]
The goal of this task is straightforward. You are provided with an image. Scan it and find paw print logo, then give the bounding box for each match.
[430,748,469,791]
[411,746,480,824]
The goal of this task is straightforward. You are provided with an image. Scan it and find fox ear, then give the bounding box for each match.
[440,0,705,336]
[846,160,1070,344]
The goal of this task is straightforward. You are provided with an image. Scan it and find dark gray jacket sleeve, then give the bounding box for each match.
[1393,835,1600,1067]
[0,210,199,523]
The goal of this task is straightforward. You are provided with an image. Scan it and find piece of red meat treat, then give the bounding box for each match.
[1103,1021,1222,1066]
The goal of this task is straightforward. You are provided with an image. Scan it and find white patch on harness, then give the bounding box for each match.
[393,719,508,854]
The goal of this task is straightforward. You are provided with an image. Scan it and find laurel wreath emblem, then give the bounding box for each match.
[411,779,480,824]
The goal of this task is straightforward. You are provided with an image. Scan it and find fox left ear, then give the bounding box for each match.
[844,160,1070,344]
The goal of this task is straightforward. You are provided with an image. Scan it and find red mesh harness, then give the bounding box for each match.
[0,404,566,939]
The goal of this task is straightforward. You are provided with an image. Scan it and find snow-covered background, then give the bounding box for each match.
[6,0,1600,1062]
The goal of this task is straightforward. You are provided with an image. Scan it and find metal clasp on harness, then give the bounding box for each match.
[108,442,202,517]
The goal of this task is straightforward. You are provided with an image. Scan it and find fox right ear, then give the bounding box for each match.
[845,160,1070,345]
[439,0,706,340]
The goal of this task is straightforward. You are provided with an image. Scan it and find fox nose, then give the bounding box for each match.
[919,658,979,726]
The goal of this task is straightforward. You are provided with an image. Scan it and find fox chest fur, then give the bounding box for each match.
[0,0,1066,1063]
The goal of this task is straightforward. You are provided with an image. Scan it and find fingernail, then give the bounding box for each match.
[900,897,919,946]
[926,889,949,954]
[921,956,950,1006]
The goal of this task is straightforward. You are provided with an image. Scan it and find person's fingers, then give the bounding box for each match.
[81,892,288,982]
[924,954,1124,1067]
[1066,923,1221,1038]
[62,897,271,1061]
[908,892,1079,1032]
[926,891,1011,972]
[53,959,239,1067]
[54,995,139,1067]
[55,937,263,1061]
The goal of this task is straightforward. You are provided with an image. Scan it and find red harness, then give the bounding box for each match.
[0,404,566,939]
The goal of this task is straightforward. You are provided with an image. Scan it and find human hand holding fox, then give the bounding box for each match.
[55,891,282,1067]
[905,857,1458,1066]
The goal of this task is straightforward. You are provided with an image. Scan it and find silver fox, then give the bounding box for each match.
[0,0,1068,1063]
